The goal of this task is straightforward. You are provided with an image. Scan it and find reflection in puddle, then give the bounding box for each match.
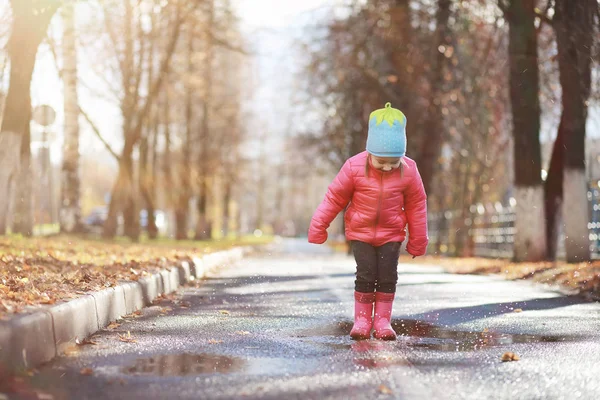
[302,319,584,370]
[303,319,581,352]
[390,319,579,351]
[350,340,412,368]
[124,354,245,376]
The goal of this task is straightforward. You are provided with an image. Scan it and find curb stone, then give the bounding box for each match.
[0,311,55,371]
[49,295,98,355]
[89,286,127,328]
[0,246,249,373]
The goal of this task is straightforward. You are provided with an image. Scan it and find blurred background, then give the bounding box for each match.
[0,0,598,262]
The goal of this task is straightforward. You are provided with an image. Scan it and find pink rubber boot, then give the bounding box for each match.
[373,292,397,340]
[350,292,375,340]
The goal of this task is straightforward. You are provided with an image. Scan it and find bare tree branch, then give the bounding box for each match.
[209,31,249,55]
[130,2,185,143]
[79,105,121,161]
[497,0,508,15]
[131,3,147,117]
[101,2,126,81]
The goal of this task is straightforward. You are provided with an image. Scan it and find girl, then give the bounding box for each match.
[308,103,428,341]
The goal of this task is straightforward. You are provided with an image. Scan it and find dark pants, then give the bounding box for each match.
[352,241,402,293]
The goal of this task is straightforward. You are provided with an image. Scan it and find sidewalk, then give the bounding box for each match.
[0,235,260,373]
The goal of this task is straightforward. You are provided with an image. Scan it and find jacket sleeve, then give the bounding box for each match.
[404,164,428,256]
[308,160,355,244]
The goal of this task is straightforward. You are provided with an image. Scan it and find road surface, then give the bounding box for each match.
[6,239,600,399]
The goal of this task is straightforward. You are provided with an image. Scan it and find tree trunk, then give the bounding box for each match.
[418,0,451,195]
[59,2,82,233]
[123,191,140,241]
[175,27,194,241]
[12,113,33,236]
[0,2,58,234]
[507,0,546,261]
[387,0,414,119]
[195,0,214,241]
[139,135,158,239]
[195,181,211,240]
[103,142,136,239]
[544,119,564,260]
[555,0,595,263]
[222,180,231,237]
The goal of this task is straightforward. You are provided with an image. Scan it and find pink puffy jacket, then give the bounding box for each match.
[308,151,428,256]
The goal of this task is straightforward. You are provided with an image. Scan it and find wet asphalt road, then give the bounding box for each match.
[6,238,600,400]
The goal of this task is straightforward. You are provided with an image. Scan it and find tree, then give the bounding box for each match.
[0,0,60,234]
[101,0,186,240]
[12,112,33,236]
[175,25,195,240]
[195,0,215,240]
[554,0,596,262]
[418,0,452,195]
[60,1,82,233]
[501,0,547,261]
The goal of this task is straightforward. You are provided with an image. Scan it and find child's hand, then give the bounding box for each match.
[308,230,328,244]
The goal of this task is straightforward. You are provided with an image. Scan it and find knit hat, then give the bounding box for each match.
[366,102,407,158]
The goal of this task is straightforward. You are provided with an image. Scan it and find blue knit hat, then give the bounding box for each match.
[366,102,407,158]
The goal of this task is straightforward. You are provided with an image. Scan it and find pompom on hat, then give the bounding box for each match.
[366,102,407,158]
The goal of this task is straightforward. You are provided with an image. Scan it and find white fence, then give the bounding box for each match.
[428,188,600,259]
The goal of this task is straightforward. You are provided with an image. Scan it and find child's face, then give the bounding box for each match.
[371,156,401,172]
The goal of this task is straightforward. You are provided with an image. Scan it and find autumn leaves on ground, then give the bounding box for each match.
[401,255,600,299]
[0,235,269,319]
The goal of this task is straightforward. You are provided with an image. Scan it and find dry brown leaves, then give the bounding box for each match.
[401,254,600,298]
[0,235,218,319]
[106,322,121,330]
[501,352,520,362]
[118,331,137,343]
[378,384,393,394]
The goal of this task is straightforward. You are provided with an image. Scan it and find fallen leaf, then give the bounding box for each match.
[80,367,94,376]
[482,328,489,333]
[160,307,172,315]
[63,345,80,356]
[513,308,523,313]
[235,331,250,335]
[208,339,223,344]
[107,322,121,330]
[80,337,99,346]
[379,384,393,394]
[501,352,520,362]
[218,310,230,315]
[118,331,137,343]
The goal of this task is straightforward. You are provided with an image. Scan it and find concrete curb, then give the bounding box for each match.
[0,246,250,373]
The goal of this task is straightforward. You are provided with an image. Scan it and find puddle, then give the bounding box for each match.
[390,319,580,351]
[123,353,245,376]
[300,319,582,352]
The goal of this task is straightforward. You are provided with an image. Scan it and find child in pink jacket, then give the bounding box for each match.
[308,103,428,340]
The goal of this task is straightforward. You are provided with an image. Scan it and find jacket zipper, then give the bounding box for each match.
[373,173,384,240]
